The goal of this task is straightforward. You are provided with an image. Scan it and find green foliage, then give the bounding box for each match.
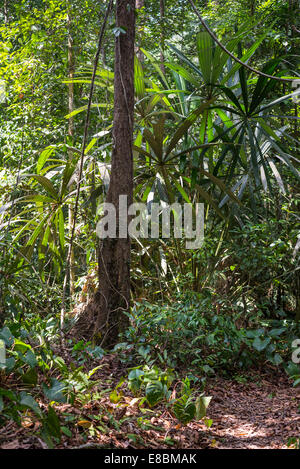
[287,437,300,450]
[285,361,300,388]
[0,314,105,447]
[125,365,211,425]
[123,290,299,374]
[172,378,212,425]
[0,0,299,450]
[127,364,174,403]
[71,340,104,364]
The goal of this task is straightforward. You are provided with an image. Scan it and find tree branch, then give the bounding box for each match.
[188,0,296,83]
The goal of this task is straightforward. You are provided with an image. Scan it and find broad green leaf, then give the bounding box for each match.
[22,368,38,385]
[128,369,144,381]
[37,146,56,173]
[44,406,61,440]
[197,32,213,84]
[252,337,271,352]
[19,391,42,417]
[0,327,14,347]
[24,350,37,368]
[42,378,66,403]
[26,175,58,199]
[196,395,212,420]
[134,56,145,98]
[173,396,196,424]
[14,339,32,353]
[145,381,165,407]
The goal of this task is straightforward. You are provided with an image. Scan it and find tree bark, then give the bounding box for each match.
[94,0,135,345]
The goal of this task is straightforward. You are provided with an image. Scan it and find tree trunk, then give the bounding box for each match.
[67,8,76,297]
[94,0,135,345]
[3,0,8,23]
[160,0,165,73]
[135,0,144,62]
[61,6,76,327]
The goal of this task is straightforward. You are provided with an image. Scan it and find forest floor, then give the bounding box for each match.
[204,372,300,449]
[0,352,299,450]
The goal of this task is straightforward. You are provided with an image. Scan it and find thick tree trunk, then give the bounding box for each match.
[94,0,135,345]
